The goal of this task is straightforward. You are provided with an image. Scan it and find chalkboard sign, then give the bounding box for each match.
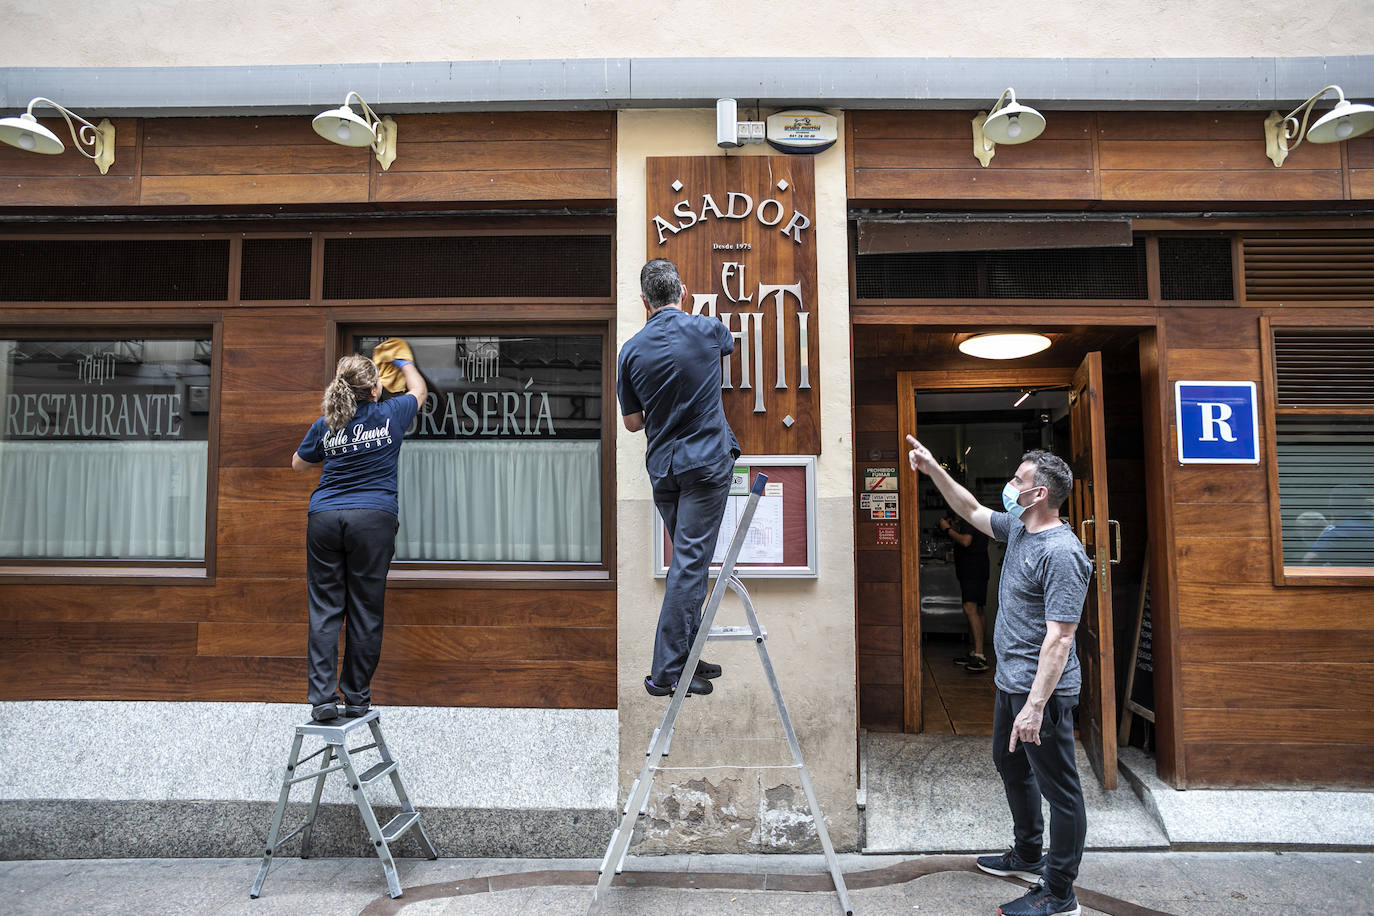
[1118,564,1155,749]
[1130,583,1153,711]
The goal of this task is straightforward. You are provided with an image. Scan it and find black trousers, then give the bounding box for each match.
[991,689,1087,897]
[649,455,733,685]
[305,508,399,708]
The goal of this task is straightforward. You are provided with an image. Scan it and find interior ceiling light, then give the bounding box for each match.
[0,97,116,173]
[972,88,1046,167]
[1265,84,1374,167]
[958,333,1052,360]
[1013,390,1033,407]
[312,92,398,170]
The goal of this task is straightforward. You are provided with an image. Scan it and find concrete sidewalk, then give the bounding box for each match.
[5,850,1371,915]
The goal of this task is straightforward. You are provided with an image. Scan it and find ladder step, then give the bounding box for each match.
[359,760,397,785]
[381,811,420,843]
[708,624,766,641]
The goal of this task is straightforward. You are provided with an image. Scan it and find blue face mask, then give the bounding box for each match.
[1002,481,1040,520]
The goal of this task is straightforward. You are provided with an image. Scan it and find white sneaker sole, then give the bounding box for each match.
[977,862,1043,882]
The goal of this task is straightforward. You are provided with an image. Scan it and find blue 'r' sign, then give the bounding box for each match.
[1175,381,1259,464]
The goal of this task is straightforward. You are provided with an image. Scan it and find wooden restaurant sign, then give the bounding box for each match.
[646,156,821,455]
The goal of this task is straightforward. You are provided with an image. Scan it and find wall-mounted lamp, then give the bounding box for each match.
[958,332,1051,360]
[1265,84,1374,168]
[312,92,397,170]
[972,88,1046,167]
[0,98,115,174]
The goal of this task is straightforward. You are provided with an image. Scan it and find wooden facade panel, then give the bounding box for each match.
[1182,662,1374,709]
[1181,707,1373,744]
[858,549,901,582]
[0,621,198,656]
[0,585,216,622]
[1348,137,1374,169]
[1101,170,1346,202]
[1172,464,1267,503]
[1183,743,1374,787]
[1161,309,1260,349]
[851,168,1095,201]
[1171,501,1270,539]
[221,346,325,392]
[1175,536,1270,584]
[851,110,1094,141]
[218,500,307,547]
[221,313,329,351]
[140,174,370,206]
[198,622,615,662]
[1165,348,1261,380]
[857,582,901,627]
[218,468,316,503]
[1098,139,1340,171]
[859,653,903,685]
[393,112,614,143]
[2,176,140,207]
[1179,628,1374,663]
[1349,170,1374,200]
[852,138,1093,171]
[388,140,613,173]
[141,145,361,176]
[384,588,616,628]
[371,169,613,202]
[142,118,329,147]
[1175,584,1363,628]
[859,684,903,731]
[218,392,319,467]
[0,652,613,708]
[215,545,307,579]
[855,405,897,432]
[1096,111,1278,142]
[207,579,307,622]
[858,625,901,655]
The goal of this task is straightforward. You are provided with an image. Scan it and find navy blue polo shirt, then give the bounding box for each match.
[617,307,740,479]
[296,394,420,515]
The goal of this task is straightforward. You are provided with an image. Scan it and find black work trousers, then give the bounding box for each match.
[305,508,398,708]
[991,689,1087,898]
[649,454,733,685]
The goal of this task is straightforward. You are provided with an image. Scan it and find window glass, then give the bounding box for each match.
[1,338,211,560]
[356,334,603,563]
[1277,416,1374,568]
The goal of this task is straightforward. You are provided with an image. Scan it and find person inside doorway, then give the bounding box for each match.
[940,513,990,673]
[618,258,738,698]
[907,434,1092,916]
[292,345,426,723]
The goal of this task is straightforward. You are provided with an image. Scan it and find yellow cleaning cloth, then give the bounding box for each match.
[371,337,415,393]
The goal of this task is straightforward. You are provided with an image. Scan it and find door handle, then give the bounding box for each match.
[1107,519,1122,565]
[1079,518,1094,551]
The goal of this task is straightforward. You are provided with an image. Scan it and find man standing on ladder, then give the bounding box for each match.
[907,436,1092,916]
[618,258,739,698]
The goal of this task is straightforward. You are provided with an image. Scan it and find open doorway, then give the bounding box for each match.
[912,388,1071,736]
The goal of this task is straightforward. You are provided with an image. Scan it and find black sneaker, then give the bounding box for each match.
[311,703,341,722]
[953,653,975,666]
[976,848,1045,882]
[643,674,714,697]
[696,659,722,679]
[965,653,989,673]
[997,881,1080,916]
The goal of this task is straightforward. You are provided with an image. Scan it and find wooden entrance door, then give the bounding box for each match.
[1068,351,1119,790]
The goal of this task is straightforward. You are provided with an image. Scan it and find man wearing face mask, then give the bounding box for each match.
[906,435,1092,916]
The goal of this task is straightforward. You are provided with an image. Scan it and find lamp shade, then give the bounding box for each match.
[1306,99,1374,143]
[312,105,377,147]
[0,113,65,154]
[958,332,1052,360]
[981,101,1046,145]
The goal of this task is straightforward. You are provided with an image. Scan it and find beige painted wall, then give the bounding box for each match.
[615,109,857,852]
[4,0,1372,67]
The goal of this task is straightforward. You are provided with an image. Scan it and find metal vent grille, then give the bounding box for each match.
[1159,237,1233,300]
[0,238,229,302]
[322,235,612,300]
[240,238,311,300]
[1273,330,1374,408]
[1244,235,1374,301]
[854,237,1147,300]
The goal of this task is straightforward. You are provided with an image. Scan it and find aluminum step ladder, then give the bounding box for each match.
[589,473,853,915]
[250,709,437,900]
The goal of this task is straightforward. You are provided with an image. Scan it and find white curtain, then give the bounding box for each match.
[0,441,207,559]
[396,440,601,562]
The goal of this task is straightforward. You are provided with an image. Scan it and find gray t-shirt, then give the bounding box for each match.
[989,511,1093,696]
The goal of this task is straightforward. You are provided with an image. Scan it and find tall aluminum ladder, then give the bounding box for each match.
[250,709,438,900]
[589,473,853,915]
